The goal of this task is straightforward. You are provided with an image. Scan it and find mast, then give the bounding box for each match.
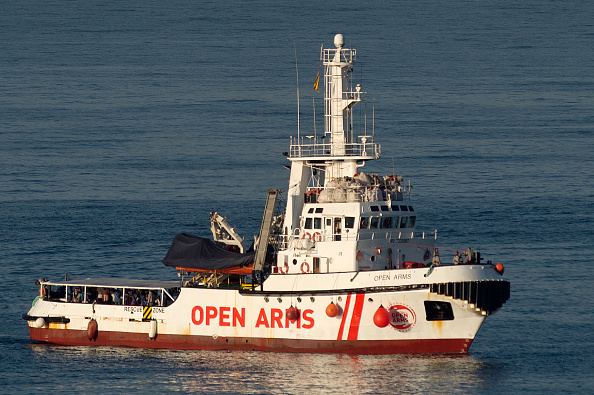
[282,34,380,236]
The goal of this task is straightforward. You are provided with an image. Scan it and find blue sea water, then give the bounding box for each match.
[1,0,593,393]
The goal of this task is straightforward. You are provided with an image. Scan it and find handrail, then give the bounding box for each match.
[277,227,437,249]
[305,185,404,203]
[289,140,381,159]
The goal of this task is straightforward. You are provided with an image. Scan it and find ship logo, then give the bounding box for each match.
[388,304,416,332]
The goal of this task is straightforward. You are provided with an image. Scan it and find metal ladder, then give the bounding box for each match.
[253,189,280,273]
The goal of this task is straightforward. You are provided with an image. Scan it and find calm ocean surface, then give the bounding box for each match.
[1,1,592,393]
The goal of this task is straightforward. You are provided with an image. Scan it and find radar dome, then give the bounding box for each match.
[334,34,344,48]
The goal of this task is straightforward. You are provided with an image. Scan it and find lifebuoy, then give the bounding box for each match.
[375,247,382,255]
[312,232,322,242]
[356,251,363,261]
[302,232,312,240]
[300,262,310,273]
[279,262,289,274]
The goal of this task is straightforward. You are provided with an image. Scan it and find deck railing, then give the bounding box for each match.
[278,228,437,249]
[289,139,380,159]
[305,185,404,203]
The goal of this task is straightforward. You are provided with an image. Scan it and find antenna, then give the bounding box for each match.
[294,42,300,142]
[313,97,316,139]
[364,100,367,135]
[372,98,375,141]
[392,157,396,177]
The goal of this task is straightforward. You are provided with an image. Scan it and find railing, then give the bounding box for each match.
[322,47,356,64]
[306,185,403,203]
[277,228,437,250]
[289,139,381,159]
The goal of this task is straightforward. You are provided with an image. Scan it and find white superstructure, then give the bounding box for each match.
[279,34,432,275]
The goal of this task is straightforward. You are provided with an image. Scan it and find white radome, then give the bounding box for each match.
[334,33,344,48]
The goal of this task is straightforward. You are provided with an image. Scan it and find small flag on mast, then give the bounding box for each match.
[313,69,320,92]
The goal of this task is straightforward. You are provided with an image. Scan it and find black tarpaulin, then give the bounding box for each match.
[162,233,255,270]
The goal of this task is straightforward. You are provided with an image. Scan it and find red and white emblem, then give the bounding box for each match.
[388,304,416,332]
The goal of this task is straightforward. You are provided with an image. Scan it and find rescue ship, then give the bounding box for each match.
[23,34,510,354]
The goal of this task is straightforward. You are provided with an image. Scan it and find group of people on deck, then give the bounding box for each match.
[431,247,477,266]
[67,287,161,307]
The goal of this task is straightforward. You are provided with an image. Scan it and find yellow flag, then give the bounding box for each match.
[313,70,320,92]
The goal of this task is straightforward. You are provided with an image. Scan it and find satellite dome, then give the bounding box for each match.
[334,34,344,48]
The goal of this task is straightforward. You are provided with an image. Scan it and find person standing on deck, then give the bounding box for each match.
[465,247,474,264]
[432,249,441,266]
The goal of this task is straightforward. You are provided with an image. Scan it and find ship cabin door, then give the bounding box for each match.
[326,217,342,241]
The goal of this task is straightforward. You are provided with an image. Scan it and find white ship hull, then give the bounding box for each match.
[26,266,508,354]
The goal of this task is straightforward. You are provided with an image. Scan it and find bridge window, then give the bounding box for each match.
[345,217,355,228]
[370,217,379,229]
[391,204,400,211]
[381,205,390,211]
[315,208,323,213]
[370,206,379,212]
[305,218,313,229]
[381,217,391,228]
[410,216,416,227]
[400,205,409,211]
[314,218,322,229]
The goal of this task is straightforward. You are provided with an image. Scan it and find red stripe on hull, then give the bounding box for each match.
[28,327,473,354]
[336,293,351,340]
[347,293,366,340]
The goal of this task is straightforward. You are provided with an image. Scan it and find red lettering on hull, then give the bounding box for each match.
[192,306,246,328]
[195,306,315,329]
[255,308,269,328]
[270,308,283,328]
[219,307,231,326]
[191,306,203,325]
[301,310,314,329]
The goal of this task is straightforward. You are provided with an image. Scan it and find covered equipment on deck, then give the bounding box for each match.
[162,233,255,271]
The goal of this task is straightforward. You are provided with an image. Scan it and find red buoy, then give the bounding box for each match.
[87,319,98,341]
[495,263,505,275]
[286,306,299,321]
[373,305,390,328]
[326,302,339,318]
